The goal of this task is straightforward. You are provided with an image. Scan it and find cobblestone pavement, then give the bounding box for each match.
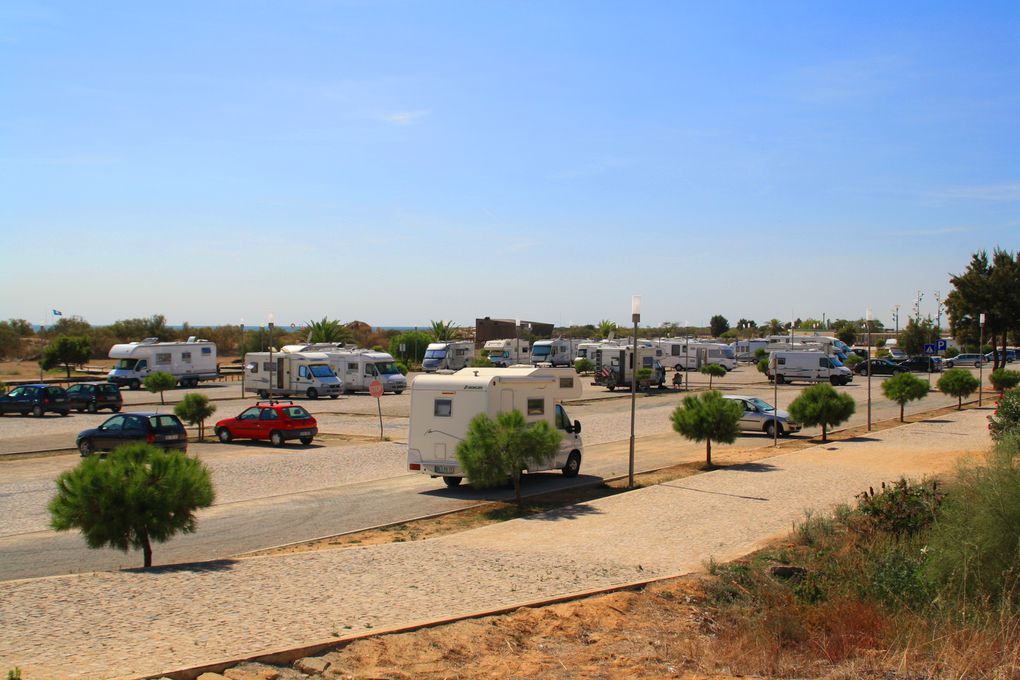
[0,408,991,680]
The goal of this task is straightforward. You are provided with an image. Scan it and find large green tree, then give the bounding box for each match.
[596,319,618,339]
[456,410,562,511]
[947,249,1020,370]
[898,317,935,356]
[882,372,930,422]
[787,383,856,442]
[49,443,214,568]
[671,390,742,467]
[304,317,353,344]
[39,335,92,378]
[389,330,432,365]
[710,315,730,337]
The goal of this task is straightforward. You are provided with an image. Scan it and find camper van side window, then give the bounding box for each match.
[777,357,786,365]
[155,353,171,365]
[434,399,452,417]
[201,347,211,355]
[181,352,192,363]
[347,362,358,371]
[672,346,681,356]
[527,398,544,416]
[643,357,653,368]
[559,377,574,389]
[299,366,309,378]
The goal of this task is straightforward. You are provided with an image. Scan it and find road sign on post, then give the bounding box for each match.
[370,379,384,440]
[937,339,947,351]
[924,343,937,355]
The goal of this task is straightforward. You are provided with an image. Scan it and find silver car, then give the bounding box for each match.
[724,395,802,437]
[945,353,985,368]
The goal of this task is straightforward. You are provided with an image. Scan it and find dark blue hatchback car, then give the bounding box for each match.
[0,384,70,417]
[76,412,188,456]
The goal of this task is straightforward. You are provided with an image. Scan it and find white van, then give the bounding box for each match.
[531,338,585,367]
[483,338,531,367]
[422,341,475,372]
[326,349,407,394]
[768,350,853,386]
[108,338,218,389]
[244,351,343,399]
[593,344,666,390]
[407,366,584,488]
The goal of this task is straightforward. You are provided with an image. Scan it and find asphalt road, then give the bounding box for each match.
[0,369,967,580]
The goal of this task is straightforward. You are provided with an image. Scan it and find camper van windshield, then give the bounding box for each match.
[308,364,334,378]
[114,359,138,370]
[722,347,735,359]
[533,345,551,357]
[830,357,844,367]
[376,362,401,375]
[424,349,446,359]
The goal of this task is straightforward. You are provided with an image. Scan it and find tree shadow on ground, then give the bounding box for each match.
[128,558,238,575]
[519,503,605,522]
[844,436,882,442]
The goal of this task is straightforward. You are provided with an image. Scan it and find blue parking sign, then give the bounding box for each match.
[924,343,937,355]
[937,339,948,351]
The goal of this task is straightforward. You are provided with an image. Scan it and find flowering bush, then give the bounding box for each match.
[988,388,1020,440]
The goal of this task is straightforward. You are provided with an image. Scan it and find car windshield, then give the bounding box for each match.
[748,397,774,412]
[424,349,446,359]
[376,361,401,375]
[283,406,312,420]
[309,364,334,378]
[114,359,138,370]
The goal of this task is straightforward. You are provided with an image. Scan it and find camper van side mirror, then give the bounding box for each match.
[573,420,581,434]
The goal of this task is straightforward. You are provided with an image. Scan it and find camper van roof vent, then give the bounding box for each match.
[140,337,159,344]
[187,336,198,343]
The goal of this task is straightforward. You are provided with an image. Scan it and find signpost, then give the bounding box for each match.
[370,379,384,440]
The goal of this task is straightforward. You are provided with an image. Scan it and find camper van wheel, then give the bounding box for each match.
[130,379,140,390]
[270,431,285,447]
[775,375,785,385]
[562,451,581,478]
[216,427,232,443]
[442,476,462,488]
[306,387,319,400]
[394,390,403,395]
[257,390,268,399]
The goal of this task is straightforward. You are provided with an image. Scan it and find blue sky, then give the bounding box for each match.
[1,1,1017,330]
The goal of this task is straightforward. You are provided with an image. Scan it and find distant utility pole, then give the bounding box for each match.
[914,291,924,322]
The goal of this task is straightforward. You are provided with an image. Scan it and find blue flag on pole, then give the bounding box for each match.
[52,309,62,316]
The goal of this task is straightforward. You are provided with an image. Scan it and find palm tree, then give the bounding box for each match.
[305,317,352,344]
[597,319,618,339]
[429,320,461,341]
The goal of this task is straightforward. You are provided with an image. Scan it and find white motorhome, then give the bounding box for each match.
[593,344,666,390]
[407,366,584,488]
[107,338,218,389]
[422,341,475,372]
[244,351,343,399]
[654,339,736,371]
[322,348,407,394]
[574,339,622,368]
[482,338,531,368]
[766,335,851,361]
[768,350,853,386]
[531,338,586,367]
[732,339,769,362]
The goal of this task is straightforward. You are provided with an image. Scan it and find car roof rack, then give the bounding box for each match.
[255,400,294,406]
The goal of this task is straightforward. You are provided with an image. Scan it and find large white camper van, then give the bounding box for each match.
[324,348,407,394]
[531,338,585,367]
[107,338,218,389]
[482,338,531,367]
[244,351,343,399]
[407,366,584,488]
[593,345,666,390]
[654,339,736,371]
[768,350,853,386]
[422,341,475,372]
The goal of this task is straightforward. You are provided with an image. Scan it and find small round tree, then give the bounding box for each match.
[882,372,930,422]
[48,443,214,568]
[575,358,593,375]
[700,363,727,389]
[787,383,856,442]
[989,369,1020,394]
[937,368,980,410]
[174,393,217,441]
[143,371,177,405]
[456,410,562,512]
[670,390,742,467]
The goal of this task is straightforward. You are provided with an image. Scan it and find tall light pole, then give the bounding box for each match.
[893,304,900,336]
[267,313,275,397]
[979,312,985,406]
[240,318,246,397]
[628,295,640,489]
[866,308,873,432]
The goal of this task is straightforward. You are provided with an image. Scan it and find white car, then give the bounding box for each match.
[724,395,802,437]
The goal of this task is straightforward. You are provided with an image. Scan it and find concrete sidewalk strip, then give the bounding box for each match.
[0,410,991,680]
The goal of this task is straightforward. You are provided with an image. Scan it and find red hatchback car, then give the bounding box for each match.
[214,401,318,447]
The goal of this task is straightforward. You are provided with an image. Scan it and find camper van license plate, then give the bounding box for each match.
[433,465,455,474]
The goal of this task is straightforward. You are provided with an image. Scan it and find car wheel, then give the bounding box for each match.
[78,407,87,413]
[59,410,69,417]
[765,421,782,438]
[216,427,233,443]
[299,436,313,445]
[306,387,319,400]
[776,375,785,385]
[329,394,338,399]
[78,439,94,457]
[32,405,43,418]
[443,476,462,488]
[111,406,121,413]
[87,402,98,414]
[270,430,284,447]
[130,379,140,390]
[829,376,840,386]
[394,390,403,395]
[561,451,581,478]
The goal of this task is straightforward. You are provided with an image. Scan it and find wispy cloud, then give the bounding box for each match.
[381,110,429,126]
[930,183,1020,202]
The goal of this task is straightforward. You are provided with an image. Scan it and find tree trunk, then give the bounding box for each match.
[900,403,905,422]
[709,375,713,389]
[822,424,827,443]
[159,391,165,405]
[958,395,962,410]
[141,532,152,568]
[513,474,523,513]
[705,439,712,467]
[65,364,71,379]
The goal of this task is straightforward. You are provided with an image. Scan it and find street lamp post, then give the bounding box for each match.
[240,318,246,397]
[867,308,873,432]
[979,312,986,406]
[628,295,640,489]
[267,313,275,397]
[893,304,900,335]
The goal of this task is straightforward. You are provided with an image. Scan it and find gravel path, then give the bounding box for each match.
[0,408,991,680]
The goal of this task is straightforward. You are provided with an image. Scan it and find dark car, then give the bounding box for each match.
[76,412,188,456]
[895,356,943,373]
[214,401,318,447]
[65,382,123,413]
[0,384,70,417]
[853,358,907,376]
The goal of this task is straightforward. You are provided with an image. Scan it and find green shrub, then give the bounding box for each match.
[855,478,944,537]
[756,358,769,375]
[174,393,216,441]
[988,389,1020,441]
[937,368,980,410]
[989,368,1020,392]
[700,362,727,388]
[881,372,929,422]
[469,357,493,368]
[395,361,409,375]
[944,346,960,358]
[575,358,593,374]
[787,383,856,442]
[636,367,653,382]
[754,347,767,361]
